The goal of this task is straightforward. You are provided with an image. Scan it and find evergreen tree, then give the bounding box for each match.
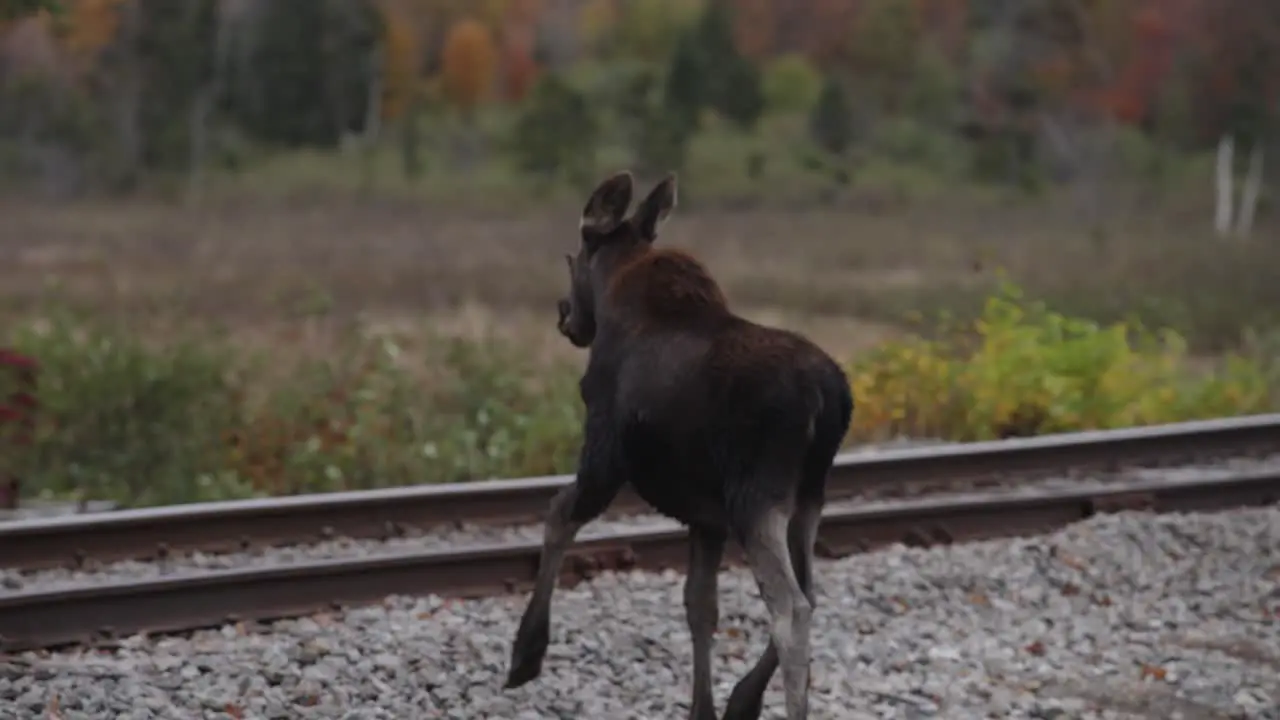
[662,32,703,134]
[508,73,598,186]
[717,54,764,131]
[134,0,218,169]
[809,75,854,156]
[227,0,381,148]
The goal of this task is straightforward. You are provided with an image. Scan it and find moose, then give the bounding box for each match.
[504,171,854,720]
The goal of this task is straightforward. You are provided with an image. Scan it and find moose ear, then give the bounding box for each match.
[631,173,677,243]
[581,171,634,236]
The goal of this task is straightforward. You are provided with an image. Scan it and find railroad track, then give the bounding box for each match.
[3,413,1279,572]
[1,469,1277,653]
[0,414,1278,653]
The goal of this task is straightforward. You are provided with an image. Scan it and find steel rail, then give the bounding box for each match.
[2,413,1279,571]
[1,469,1277,653]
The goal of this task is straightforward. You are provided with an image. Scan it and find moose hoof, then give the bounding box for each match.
[503,655,544,689]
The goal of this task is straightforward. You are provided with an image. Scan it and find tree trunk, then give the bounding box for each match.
[1235,142,1264,239]
[110,0,144,190]
[1215,133,1235,237]
[400,95,423,181]
[359,42,384,195]
[187,0,236,205]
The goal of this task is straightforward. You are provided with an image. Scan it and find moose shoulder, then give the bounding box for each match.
[509,171,854,720]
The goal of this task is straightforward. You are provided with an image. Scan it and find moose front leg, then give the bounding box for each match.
[505,428,624,689]
[685,525,727,720]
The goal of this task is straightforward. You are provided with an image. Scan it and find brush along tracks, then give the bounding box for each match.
[1,465,1278,653]
[3,414,1280,575]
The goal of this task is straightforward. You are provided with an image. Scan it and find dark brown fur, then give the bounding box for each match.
[607,248,729,320]
[511,172,854,720]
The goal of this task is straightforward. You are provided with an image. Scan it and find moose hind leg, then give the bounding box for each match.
[731,506,813,720]
[788,497,822,609]
[722,499,822,720]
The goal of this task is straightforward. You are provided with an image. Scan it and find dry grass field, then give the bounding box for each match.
[4,191,1275,365]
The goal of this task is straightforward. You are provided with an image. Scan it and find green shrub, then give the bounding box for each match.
[869,117,970,177]
[10,313,247,505]
[762,54,823,115]
[903,42,961,121]
[8,284,1276,508]
[9,314,586,507]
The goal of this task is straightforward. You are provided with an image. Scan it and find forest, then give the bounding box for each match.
[0,0,1275,220]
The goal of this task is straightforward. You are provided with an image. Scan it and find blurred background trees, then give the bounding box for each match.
[0,0,1275,232]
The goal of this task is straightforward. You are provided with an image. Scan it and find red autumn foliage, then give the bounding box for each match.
[0,347,38,510]
[499,24,539,102]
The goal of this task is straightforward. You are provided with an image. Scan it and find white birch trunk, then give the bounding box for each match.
[1214,134,1235,237]
[1235,142,1264,239]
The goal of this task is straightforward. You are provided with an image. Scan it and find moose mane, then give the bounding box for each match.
[605,247,729,327]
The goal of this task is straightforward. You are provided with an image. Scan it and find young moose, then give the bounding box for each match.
[504,171,854,720]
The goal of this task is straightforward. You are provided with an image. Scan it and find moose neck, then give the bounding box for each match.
[594,244,730,340]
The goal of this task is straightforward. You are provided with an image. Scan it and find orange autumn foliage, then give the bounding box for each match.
[60,0,120,69]
[379,2,423,120]
[440,17,496,115]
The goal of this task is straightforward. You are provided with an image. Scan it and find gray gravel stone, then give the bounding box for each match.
[5,503,1278,719]
[6,452,1278,596]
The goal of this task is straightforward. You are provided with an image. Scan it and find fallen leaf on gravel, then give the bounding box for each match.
[225,703,245,719]
[1139,664,1167,681]
[1052,546,1086,570]
[723,627,743,639]
[967,592,990,606]
[1060,582,1080,596]
[1024,641,1046,656]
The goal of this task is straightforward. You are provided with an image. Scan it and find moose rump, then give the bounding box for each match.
[507,170,854,720]
[609,326,844,534]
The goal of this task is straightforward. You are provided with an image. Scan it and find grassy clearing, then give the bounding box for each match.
[5,279,1275,508]
[3,189,1275,353]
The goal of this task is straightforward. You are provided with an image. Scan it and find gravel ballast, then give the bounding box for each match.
[3,453,1278,595]
[4,503,1278,720]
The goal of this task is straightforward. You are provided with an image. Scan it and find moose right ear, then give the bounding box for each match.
[631,173,677,243]
[580,171,634,236]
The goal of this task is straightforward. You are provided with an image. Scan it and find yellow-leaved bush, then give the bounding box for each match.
[847,282,1276,442]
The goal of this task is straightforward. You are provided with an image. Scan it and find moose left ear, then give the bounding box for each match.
[631,173,677,243]
[581,171,634,236]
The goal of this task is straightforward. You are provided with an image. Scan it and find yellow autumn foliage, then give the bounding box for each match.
[846,282,1277,442]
